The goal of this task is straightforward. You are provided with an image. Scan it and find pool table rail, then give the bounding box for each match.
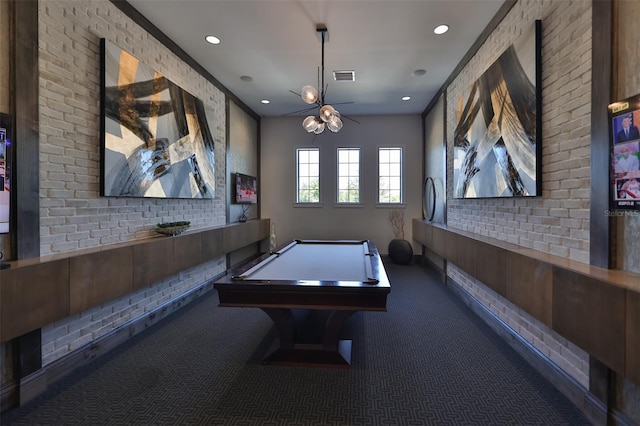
[227,239,387,287]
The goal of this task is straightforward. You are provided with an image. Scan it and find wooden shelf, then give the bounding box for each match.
[0,219,270,343]
[413,219,640,387]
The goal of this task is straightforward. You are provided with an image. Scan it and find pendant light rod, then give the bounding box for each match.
[318,25,327,106]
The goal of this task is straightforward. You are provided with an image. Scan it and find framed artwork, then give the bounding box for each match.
[453,20,542,199]
[100,39,216,199]
[608,94,640,211]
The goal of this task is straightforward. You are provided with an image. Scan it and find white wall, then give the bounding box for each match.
[261,115,422,254]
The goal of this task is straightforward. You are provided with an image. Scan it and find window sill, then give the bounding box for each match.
[375,203,406,209]
[293,203,323,208]
[333,203,365,208]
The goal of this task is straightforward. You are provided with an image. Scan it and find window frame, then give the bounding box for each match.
[295,147,321,206]
[336,147,362,205]
[376,146,404,206]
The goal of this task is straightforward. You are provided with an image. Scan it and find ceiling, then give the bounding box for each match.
[126,0,507,118]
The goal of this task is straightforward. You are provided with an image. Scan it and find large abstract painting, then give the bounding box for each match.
[100,39,216,199]
[453,20,541,199]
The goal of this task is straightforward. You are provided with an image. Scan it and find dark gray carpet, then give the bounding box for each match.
[1,261,590,425]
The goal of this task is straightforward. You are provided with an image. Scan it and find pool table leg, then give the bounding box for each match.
[259,308,357,368]
[322,310,355,351]
[260,308,295,350]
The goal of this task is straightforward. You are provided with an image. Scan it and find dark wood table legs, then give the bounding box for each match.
[260,308,356,368]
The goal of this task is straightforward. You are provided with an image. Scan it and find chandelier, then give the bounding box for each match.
[291,24,352,134]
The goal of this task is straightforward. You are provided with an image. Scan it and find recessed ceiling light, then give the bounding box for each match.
[402,96,411,101]
[205,35,221,45]
[412,69,426,77]
[261,99,270,104]
[434,24,449,35]
[240,75,253,82]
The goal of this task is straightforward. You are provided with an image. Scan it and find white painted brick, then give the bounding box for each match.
[449,265,589,386]
[522,322,544,342]
[40,216,66,227]
[41,324,69,344]
[67,231,91,242]
[570,248,590,264]
[53,330,81,350]
[51,241,80,252]
[68,333,95,352]
[447,1,591,259]
[40,232,65,245]
[42,346,70,367]
[39,1,226,258]
[110,298,131,313]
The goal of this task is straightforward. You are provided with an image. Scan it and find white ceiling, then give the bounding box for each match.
[126,0,507,118]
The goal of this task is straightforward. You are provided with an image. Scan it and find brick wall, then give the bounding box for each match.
[445,0,592,386]
[447,0,592,263]
[448,267,589,388]
[41,260,223,365]
[38,0,228,365]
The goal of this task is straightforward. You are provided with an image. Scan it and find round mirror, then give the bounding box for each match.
[423,177,436,222]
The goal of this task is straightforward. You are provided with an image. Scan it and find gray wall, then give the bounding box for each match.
[228,100,259,225]
[227,99,260,265]
[423,94,446,225]
[260,115,422,254]
[422,94,446,270]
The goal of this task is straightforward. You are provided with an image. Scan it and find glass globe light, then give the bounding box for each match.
[301,85,318,104]
[313,122,326,134]
[320,104,336,122]
[302,115,319,132]
[327,116,343,133]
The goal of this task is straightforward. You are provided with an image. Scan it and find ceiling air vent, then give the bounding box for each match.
[333,70,355,82]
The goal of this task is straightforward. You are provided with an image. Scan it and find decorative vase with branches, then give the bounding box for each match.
[388,209,405,240]
[387,209,413,264]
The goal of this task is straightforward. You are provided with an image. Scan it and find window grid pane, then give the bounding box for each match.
[337,148,360,203]
[297,148,320,203]
[378,147,402,203]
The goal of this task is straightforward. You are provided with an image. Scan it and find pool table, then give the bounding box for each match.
[214,239,391,368]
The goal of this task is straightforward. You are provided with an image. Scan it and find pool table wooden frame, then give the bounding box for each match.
[214,239,391,368]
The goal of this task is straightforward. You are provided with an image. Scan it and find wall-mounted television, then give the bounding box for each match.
[608,94,640,212]
[234,173,257,204]
[0,113,11,234]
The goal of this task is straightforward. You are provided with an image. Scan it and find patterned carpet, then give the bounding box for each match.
[1,261,590,425]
